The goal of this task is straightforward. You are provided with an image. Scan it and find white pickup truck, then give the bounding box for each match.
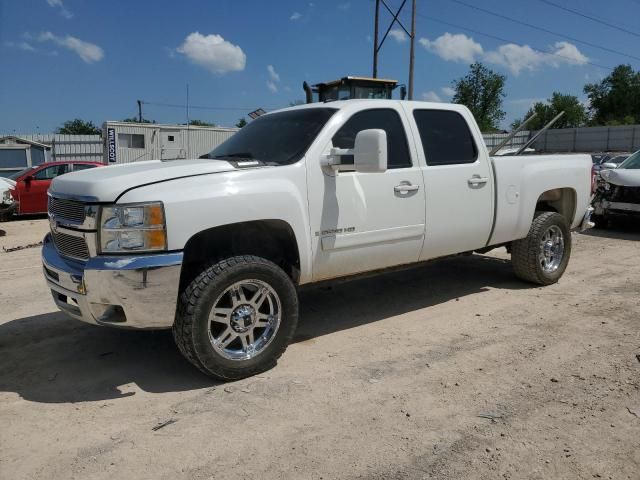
[43,100,592,379]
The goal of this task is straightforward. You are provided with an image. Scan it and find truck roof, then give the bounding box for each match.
[275,99,469,115]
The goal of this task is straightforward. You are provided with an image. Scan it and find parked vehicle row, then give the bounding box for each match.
[0,161,103,221]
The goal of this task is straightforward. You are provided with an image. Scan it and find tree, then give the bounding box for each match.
[56,119,101,135]
[584,65,640,125]
[187,119,216,127]
[451,63,506,132]
[235,118,248,128]
[122,117,156,124]
[512,92,587,130]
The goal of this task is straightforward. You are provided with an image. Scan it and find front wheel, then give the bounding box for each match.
[511,212,572,285]
[173,256,298,380]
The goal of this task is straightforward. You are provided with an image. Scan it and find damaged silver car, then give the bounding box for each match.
[592,150,640,228]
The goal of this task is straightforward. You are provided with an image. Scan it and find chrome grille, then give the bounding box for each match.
[52,232,90,261]
[49,197,86,223]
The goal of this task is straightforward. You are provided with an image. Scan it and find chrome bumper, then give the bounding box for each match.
[42,234,183,329]
[579,206,595,231]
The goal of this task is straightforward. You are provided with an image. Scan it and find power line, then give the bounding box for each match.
[538,0,640,39]
[416,12,615,71]
[449,0,640,63]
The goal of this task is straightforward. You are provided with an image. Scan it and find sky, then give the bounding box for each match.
[1,0,639,133]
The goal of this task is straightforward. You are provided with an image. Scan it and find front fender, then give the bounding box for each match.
[116,163,313,283]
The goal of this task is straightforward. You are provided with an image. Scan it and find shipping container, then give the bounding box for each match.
[102,122,238,165]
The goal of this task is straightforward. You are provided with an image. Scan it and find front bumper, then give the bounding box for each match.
[42,234,183,329]
[579,206,595,231]
[594,199,640,217]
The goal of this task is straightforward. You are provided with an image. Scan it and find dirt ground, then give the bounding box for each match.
[1,218,639,480]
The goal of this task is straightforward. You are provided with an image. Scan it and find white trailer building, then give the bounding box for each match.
[102,122,238,164]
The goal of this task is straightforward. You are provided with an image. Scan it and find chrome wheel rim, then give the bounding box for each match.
[539,225,564,273]
[208,279,281,361]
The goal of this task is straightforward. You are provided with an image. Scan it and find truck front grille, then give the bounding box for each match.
[49,197,86,223]
[52,232,90,261]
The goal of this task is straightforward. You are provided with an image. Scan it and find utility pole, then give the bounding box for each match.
[137,100,143,123]
[373,0,380,78]
[408,0,416,100]
[371,0,411,88]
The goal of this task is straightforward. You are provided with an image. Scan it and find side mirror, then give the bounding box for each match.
[354,129,387,173]
[601,162,617,169]
[24,175,33,184]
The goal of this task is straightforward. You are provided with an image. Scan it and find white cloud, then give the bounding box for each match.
[5,41,36,52]
[441,86,455,97]
[552,41,589,65]
[508,97,545,107]
[46,0,73,19]
[484,44,543,75]
[338,2,351,10]
[388,29,407,43]
[32,32,103,63]
[290,12,302,21]
[422,91,443,102]
[419,32,589,75]
[267,81,278,93]
[177,32,245,74]
[419,33,484,63]
[267,65,280,82]
[485,41,588,75]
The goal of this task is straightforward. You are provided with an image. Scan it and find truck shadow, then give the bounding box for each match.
[580,221,640,241]
[0,254,528,404]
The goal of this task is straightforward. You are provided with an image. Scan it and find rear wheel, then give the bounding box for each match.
[173,255,298,380]
[511,212,571,285]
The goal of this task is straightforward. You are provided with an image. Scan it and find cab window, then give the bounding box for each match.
[73,163,98,172]
[33,164,70,180]
[332,108,412,169]
[413,110,478,166]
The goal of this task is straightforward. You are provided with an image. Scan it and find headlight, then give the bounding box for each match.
[99,202,167,253]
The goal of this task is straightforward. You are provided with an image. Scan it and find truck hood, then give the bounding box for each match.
[600,168,640,187]
[49,159,235,202]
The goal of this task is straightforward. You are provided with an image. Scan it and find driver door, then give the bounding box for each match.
[20,164,69,214]
[306,106,426,281]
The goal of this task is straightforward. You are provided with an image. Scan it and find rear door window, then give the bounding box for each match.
[413,110,478,166]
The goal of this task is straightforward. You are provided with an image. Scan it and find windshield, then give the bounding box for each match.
[619,151,640,169]
[7,167,34,180]
[204,108,336,166]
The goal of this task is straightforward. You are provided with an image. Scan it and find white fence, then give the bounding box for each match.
[483,124,640,154]
[10,134,103,162]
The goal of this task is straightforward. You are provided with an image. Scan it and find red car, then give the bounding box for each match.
[8,161,104,215]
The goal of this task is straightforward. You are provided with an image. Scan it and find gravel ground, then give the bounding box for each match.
[0,218,639,480]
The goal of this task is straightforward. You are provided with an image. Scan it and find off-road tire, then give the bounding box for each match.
[511,212,571,286]
[173,255,298,380]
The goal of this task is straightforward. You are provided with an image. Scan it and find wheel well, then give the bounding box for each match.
[535,188,576,224]
[179,220,300,291]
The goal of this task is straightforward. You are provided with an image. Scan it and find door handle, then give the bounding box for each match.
[394,183,420,193]
[468,176,489,187]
